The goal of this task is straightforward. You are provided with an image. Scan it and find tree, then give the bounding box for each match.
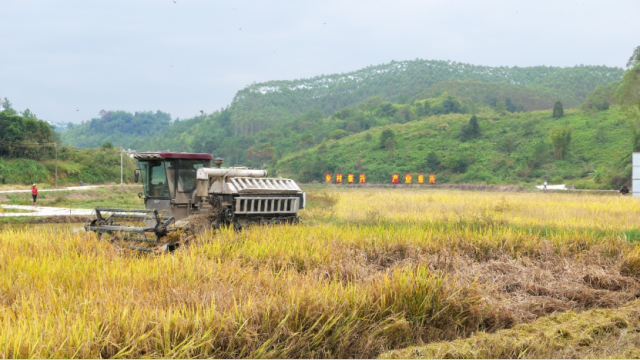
[346,121,361,133]
[299,133,315,148]
[328,129,348,140]
[379,129,395,149]
[505,98,517,113]
[616,46,640,150]
[442,154,470,173]
[495,101,506,115]
[553,101,564,118]
[246,142,275,165]
[22,109,36,119]
[441,95,462,114]
[333,107,352,120]
[422,101,431,116]
[549,125,572,159]
[527,141,550,169]
[425,151,440,172]
[101,141,114,150]
[458,115,480,141]
[469,115,480,136]
[627,45,640,68]
[1,98,16,115]
[499,136,517,154]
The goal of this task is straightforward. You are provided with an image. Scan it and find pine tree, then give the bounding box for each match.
[469,115,480,136]
[553,101,564,118]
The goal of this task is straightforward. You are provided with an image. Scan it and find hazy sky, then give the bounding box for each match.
[1,0,639,124]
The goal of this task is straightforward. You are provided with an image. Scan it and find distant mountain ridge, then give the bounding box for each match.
[229,59,624,134]
[60,59,624,167]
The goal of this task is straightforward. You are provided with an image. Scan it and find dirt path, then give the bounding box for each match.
[0,185,104,194]
[0,205,94,217]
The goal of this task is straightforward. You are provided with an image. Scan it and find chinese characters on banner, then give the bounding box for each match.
[405,174,412,184]
[326,173,433,184]
[347,174,354,183]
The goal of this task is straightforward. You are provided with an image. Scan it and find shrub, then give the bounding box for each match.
[553,101,564,118]
[549,126,573,159]
[379,129,396,149]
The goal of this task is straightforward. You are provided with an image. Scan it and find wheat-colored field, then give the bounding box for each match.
[1,188,640,358]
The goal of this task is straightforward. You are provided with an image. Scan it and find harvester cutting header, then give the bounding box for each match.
[86,152,305,251]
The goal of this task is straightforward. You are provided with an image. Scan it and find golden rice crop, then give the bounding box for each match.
[304,189,640,231]
[1,188,640,358]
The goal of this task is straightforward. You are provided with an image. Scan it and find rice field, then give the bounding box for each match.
[2,188,640,358]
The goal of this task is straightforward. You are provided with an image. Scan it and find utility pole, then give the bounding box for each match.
[54,143,58,188]
[120,147,124,186]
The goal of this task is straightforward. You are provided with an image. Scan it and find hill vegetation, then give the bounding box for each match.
[0,100,136,185]
[59,60,623,150]
[61,110,172,149]
[42,55,640,188]
[230,60,623,133]
[274,103,630,188]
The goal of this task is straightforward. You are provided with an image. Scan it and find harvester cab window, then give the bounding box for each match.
[140,161,170,198]
[177,160,205,192]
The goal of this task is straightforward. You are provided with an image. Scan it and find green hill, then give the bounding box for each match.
[54,59,631,188]
[274,104,630,189]
[59,60,623,150]
[230,60,623,133]
[0,106,136,185]
[60,110,172,149]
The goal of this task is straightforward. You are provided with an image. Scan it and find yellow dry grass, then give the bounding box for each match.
[1,188,640,358]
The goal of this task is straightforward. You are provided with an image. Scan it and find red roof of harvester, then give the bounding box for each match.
[134,152,213,160]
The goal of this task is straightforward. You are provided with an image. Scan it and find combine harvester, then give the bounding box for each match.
[85,152,305,251]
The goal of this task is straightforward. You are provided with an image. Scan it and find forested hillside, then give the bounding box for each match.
[230,60,623,134]
[274,104,630,189]
[53,58,636,188]
[0,100,135,185]
[60,59,623,150]
[61,110,172,149]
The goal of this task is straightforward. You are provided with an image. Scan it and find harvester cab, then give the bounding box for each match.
[135,152,212,220]
[85,152,305,251]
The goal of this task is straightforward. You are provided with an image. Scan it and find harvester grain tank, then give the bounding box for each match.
[85,152,305,251]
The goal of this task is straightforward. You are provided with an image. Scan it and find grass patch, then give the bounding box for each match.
[0,207,35,214]
[0,185,143,209]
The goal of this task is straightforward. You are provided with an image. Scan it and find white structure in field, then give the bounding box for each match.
[633,153,640,197]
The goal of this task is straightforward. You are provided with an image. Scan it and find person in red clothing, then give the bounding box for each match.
[31,184,38,207]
